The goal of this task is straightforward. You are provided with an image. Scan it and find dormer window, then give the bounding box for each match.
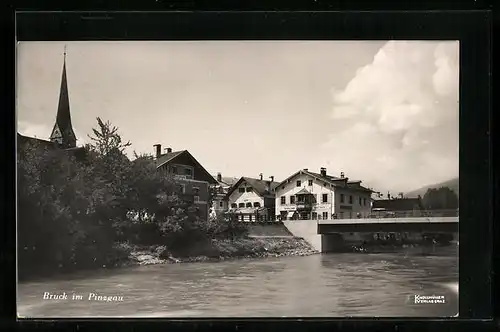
[231,203,237,208]
[246,187,253,192]
[238,187,245,193]
[253,202,261,207]
[238,203,244,208]
[246,202,252,207]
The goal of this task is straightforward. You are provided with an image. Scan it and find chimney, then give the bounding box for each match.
[217,172,222,182]
[387,192,391,200]
[153,144,161,158]
[259,173,263,180]
[340,172,345,178]
[269,176,274,182]
[320,167,326,177]
[303,168,308,171]
[166,147,172,153]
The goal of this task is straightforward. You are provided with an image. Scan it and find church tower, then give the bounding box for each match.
[49,46,77,148]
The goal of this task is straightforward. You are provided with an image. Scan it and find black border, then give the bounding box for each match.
[3,8,494,331]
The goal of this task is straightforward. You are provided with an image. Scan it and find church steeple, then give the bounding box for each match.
[50,45,77,148]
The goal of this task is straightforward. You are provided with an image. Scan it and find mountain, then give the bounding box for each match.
[405,177,459,198]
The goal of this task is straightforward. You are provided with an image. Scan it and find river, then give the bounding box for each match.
[17,246,458,318]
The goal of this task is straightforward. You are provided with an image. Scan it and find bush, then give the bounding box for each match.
[17,117,251,279]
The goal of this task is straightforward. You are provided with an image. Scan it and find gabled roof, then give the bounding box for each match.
[225,176,280,199]
[295,188,312,195]
[156,150,185,168]
[212,175,239,187]
[372,198,424,211]
[155,150,217,185]
[275,169,373,193]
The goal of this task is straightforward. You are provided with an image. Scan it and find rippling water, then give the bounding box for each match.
[17,246,458,318]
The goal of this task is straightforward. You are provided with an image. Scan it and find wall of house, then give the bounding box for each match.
[167,163,195,180]
[176,178,210,220]
[334,188,372,219]
[227,182,265,209]
[160,153,214,183]
[274,172,335,220]
[212,187,229,216]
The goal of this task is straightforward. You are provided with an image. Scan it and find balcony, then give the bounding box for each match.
[296,202,313,210]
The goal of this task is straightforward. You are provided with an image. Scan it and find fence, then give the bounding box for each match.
[365,209,459,219]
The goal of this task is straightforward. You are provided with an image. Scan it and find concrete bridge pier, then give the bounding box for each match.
[321,233,346,252]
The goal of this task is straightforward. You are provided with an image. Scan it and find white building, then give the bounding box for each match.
[226,175,279,222]
[274,167,373,221]
[210,173,239,218]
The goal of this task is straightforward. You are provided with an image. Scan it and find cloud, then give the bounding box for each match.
[319,41,459,193]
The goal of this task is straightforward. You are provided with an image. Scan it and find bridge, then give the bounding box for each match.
[282,210,458,253]
[318,216,458,234]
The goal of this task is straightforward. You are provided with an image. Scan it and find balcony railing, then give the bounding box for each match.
[296,202,313,210]
[365,209,459,219]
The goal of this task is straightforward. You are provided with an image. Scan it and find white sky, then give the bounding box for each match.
[16,40,459,194]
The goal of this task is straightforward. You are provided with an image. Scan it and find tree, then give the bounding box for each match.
[87,117,131,156]
[422,187,459,210]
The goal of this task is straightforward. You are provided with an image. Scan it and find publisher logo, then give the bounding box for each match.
[411,294,446,304]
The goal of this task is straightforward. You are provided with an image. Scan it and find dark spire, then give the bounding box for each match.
[50,45,77,148]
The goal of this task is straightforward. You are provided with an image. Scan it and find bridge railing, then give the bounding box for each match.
[364,209,459,219]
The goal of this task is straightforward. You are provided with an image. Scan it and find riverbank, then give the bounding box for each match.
[114,236,319,267]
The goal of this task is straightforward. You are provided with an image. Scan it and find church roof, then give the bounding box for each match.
[49,50,77,148]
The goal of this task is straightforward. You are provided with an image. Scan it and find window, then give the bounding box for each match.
[359,197,362,205]
[313,194,317,203]
[339,212,344,219]
[312,212,317,220]
[253,202,261,207]
[219,201,223,208]
[246,187,253,192]
[349,195,353,204]
[246,202,252,208]
[340,194,344,203]
[363,198,367,206]
[249,215,253,222]
[296,180,301,187]
[172,166,177,174]
[231,203,237,208]
[193,187,200,195]
[322,194,328,203]
[322,212,328,219]
[308,180,313,186]
[185,168,192,176]
[178,184,185,194]
[290,196,296,204]
[240,215,244,221]
[194,196,200,202]
[238,203,245,208]
[238,187,245,193]
[280,196,286,205]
